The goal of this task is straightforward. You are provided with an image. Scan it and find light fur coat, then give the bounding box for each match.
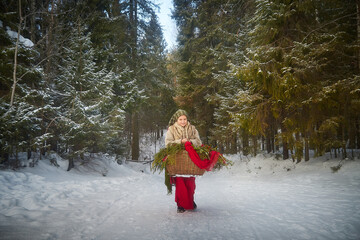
[165,122,202,147]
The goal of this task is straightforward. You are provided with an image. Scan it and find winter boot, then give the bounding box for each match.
[177,206,185,213]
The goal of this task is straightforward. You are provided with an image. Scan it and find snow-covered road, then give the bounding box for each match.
[1,155,360,240]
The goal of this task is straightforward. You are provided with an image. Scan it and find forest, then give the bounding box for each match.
[1,0,360,170]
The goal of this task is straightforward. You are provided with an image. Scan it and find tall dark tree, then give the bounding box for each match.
[119,0,171,160]
[172,0,252,148]
[138,13,176,134]
[0,0,50,166]
[172,0,222,143]
[1,0,172,168]
[53,19,123,170]
[234,0,359,159]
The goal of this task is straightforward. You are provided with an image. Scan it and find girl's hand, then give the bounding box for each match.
[181,138,188,144]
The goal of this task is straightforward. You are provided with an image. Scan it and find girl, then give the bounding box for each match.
[165,109,202,213]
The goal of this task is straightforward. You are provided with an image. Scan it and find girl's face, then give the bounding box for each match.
[177,115,188,127]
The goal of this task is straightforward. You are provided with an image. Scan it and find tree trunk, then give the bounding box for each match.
[219,143,225,154]
[30,0,36,43]
[27,148,32,160]
[342,123,347,159]
[266,134,271,153]
[242,129,249,155]
[349,120,356,150]
[252,135,257,156]
[45,0,55,77]
[281,125,289,160]
[129,0,139,161]
[10,0,23,106]
[356,120,360,149]
[304,132,310,161]
[334,148,338,158]
[130,0,138,53]
[357,0,360,71]
[131,112,140,160]
[283,140,289,160]
[295,132,302,163]
[229,134,237,154]
[272,127,277,152]
[67,157,74,171]
[15,150,20,169]
[3,152,9,164]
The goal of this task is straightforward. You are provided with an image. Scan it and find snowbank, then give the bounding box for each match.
[1,152,360,240]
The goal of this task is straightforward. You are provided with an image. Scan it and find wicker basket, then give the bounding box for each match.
[166,150,205,176]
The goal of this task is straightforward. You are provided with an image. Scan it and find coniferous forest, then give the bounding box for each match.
[1,0,360,170]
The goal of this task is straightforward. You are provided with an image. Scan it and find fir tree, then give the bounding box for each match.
[172,0,251,147]
[234,0,359,159]
[53,20,123,170]
[0,10,50,166]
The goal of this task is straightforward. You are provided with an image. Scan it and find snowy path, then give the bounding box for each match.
[1,156,360,240]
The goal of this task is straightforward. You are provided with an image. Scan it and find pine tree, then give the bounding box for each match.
[172,0,222,143]
[172,0,252,148]
[0,6,50,166]
[116,0,171,160]
[138,13,175,134]
[234,0,359,159]
[209,0,254,153]
[53,20,123,170]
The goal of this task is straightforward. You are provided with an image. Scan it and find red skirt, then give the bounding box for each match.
[173,176,196,210]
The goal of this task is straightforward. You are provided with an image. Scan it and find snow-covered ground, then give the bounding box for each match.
[1,148,360,240]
